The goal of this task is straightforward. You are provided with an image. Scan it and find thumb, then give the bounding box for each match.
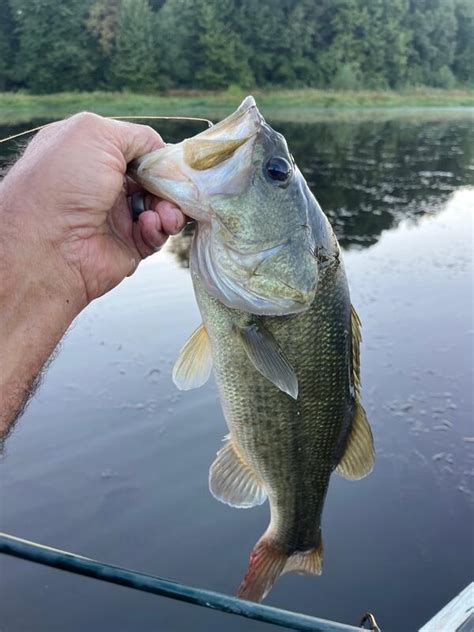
[110,119,166,164]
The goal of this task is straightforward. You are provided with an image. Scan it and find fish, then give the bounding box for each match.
[129,96,375,602]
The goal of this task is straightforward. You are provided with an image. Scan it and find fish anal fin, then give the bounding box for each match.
[237,323,298,399]
[336,402,375,480]
[172,323,213,390]
[209,437,267,508]
[283,539,323,576]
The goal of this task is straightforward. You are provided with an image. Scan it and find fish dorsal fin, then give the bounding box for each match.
[351,304,362,398]
[337,306,375,479]
[172,323,213,390]
[237,323,298,399]
[336,402,375,480]
[209,436,267,508]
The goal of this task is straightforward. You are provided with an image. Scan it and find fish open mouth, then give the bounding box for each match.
[129,96,320,315]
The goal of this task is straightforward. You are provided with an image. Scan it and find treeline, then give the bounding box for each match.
[0,0,472,94]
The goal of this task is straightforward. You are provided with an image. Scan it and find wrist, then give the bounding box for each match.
[0,184,85,383]
[0,189,85,434]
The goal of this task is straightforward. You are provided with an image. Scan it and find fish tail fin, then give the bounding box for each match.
[237,533,287,602]
[282,537,323,576]
[237,533,324,603]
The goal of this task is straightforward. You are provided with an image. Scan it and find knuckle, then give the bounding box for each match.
[68,111,103,130]
[143,124,162,143]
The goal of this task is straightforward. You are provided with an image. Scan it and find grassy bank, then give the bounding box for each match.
[1,88,473,126]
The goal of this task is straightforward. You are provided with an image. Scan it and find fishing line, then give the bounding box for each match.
[0,115,214,144]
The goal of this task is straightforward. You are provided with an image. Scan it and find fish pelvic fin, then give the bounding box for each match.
[336,402,375,480]
[172,323,213,390]
[237,323,298,399]
[237,533,323,603]
[209,437,267,508]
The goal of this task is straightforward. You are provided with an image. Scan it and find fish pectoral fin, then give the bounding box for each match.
[209,437,267,508]
[237,323,298,399]
[336,402,375,480]
[172,323,213,390]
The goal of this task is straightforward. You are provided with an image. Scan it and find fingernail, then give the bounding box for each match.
[173,209,183,231]
[127,257,139,277]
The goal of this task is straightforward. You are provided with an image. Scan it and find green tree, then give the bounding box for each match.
[236,0,296,86]
[85,0,121,89]
[0,1,15,90]
[2,0,472,94]
[406,0,458,85]
[452,0,474,84]
[357,0,410,88]
[195,0,253,89]
[154,0,200,88]
[110,0,157,91]
[308,0,369,87]
[87,0,120,57]
[11,0,98,93]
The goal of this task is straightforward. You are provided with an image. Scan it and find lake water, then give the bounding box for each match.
[0,111,473,631]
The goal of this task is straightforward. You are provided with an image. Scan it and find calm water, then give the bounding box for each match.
[0,112,473,632]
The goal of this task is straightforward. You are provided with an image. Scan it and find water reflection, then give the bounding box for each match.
[287,118,474,248]
[2,115,473,256]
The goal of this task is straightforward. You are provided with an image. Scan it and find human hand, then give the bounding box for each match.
[1,112,186,311]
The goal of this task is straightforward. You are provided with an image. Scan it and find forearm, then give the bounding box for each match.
[0,188,84,438]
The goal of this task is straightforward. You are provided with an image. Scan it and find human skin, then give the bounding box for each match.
[0,112,186,439]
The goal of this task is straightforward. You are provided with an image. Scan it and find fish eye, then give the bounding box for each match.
[265,157,292,183]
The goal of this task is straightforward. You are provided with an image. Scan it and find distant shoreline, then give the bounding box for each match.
[1,89,473,126]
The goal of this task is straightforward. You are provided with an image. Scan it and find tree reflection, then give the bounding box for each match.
[1,116,472,268]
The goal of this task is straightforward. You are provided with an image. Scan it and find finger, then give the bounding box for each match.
[132,215,160,258]
[137,210,169,254]
[147,198,186,235]
[111,120,165,163]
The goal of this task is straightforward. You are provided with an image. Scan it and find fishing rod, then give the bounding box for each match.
[0,532,380,632]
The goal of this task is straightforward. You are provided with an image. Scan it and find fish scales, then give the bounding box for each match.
[194,261,352,554]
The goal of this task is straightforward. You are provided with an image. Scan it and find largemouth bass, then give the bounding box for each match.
[130,97,375,602]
